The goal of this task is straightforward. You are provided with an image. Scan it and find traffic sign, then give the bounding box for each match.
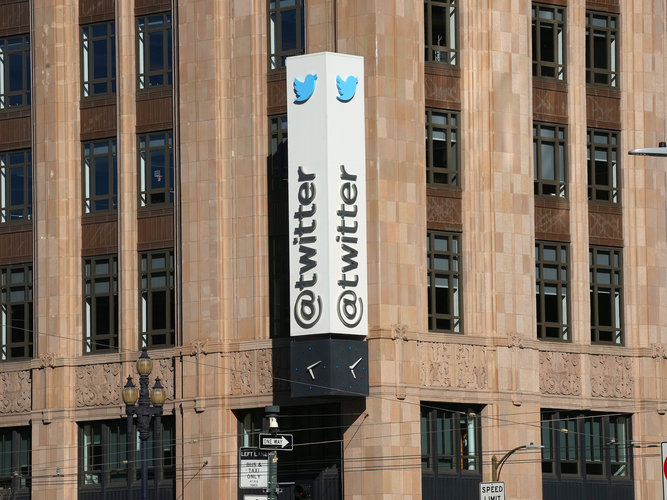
[259,433,294,451]
[239,447,269,489]
[662,442,667,500]
[480,481,505,500]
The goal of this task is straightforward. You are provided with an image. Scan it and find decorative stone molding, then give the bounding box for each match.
[456,345,488,389]
[419,342,488,390]
[75,363,121,407]
[39,352,57,368]
[392,323,407,341]
[151,358,175,400]
[230,348,276,396]
[539,351,581,396]
[0,370,31,414]
[590,355,633,399]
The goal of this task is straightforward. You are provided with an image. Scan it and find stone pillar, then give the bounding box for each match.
[31,0,81,497]
[337,1,425,497]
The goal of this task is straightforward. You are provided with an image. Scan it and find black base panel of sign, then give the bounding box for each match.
[290,337,369,398]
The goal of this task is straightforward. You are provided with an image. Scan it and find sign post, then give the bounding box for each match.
[480,481,505,500]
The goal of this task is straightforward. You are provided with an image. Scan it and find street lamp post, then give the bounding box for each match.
[122,349,167,500]
[628,141,667,157]
[491,442,543,482]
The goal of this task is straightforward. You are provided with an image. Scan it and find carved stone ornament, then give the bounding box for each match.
[508,334,524,349]
[39,352,57,368]
[392,323,408,341]
[230,349,275,396]
[651,343,666,359]
[191,339,209,356]
[539,351,581,396]
[75,363,122,407]
[151,358,175,400]
[0,370,31,414]
[419,342,488,390]
[590,355,633,399]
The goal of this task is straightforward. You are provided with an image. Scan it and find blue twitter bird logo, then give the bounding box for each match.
[293,74,318,103]
[336,75,358,102]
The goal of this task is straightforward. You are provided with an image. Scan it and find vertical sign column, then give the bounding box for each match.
[287,52,367,336]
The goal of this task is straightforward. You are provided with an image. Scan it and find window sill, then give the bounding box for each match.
[80,95,116,109]
[534,196,569,209]
[137,206,174,218]
[0,220,32,234]
[533,76,567,92]
[426,185,462,199]
[137,86,173,101]
[0,105,30,119]
[586,84,620,99]
[82,212,118,224]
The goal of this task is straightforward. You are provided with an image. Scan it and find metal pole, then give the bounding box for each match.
[265,406,280,500]
[268,451,278,500]
[141,434,149,500]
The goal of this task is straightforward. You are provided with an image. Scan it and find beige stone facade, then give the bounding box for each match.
[0,0,666,498]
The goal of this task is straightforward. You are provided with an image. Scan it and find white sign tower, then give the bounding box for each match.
[287,52,368,337]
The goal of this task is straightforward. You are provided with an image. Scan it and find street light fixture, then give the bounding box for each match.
[628,141,667,157]
[122,349,166,500]
[491,442,543,482]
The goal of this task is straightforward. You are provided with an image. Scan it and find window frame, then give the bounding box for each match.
[424,0,459,66]
[0,34,31,110]
[421,404,482,477]
[0,263,33,361]
[83,255,118,354]
[0,149,32,223]
[78,418,175,494]
[541,411,632,482]
[136,12,173,90]
[533,122,567,198]
[589,246,623,345]
[427,231,462,333]
[82,138,117,214]
[587,128,620,204]
[0,427,31,493]
[535,241,569,342]
[425,109,460,187]
[81,21,116,98]
[585,10,618,88]
[268,0,306,71]
[138,131,174,208]
[140,248,175,349]
[532,3,566,81]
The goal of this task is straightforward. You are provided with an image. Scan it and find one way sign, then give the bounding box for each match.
[258,433,293,451]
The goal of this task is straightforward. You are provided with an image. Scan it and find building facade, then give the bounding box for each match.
[0,0,665,498]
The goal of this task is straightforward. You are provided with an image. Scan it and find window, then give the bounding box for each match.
[424,0,458,65]
[138,131,174,207]
[81,22,116,97]
[268,115,290,337]
[137,13,172,90]
[1,264,32,361]
[83,255,118,353]
[140,249,175,348]
[0,149,32,223]
[79,418,175,498]
[0,35,30,109]
[586,11,618,88]
[534,123,567,198]
[541,411,632,499]
[427,232,462,333]
[535,242,569,341]
[421,404,481,498]
[425,109,459,187]
[532,4,565,80]
[587,129,620,203]
[590,246,623,344]
[0,427,30,494]
[83,138,117,213]
[268,0,305,70]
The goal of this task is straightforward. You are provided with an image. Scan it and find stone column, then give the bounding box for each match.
[31,0,81,498]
